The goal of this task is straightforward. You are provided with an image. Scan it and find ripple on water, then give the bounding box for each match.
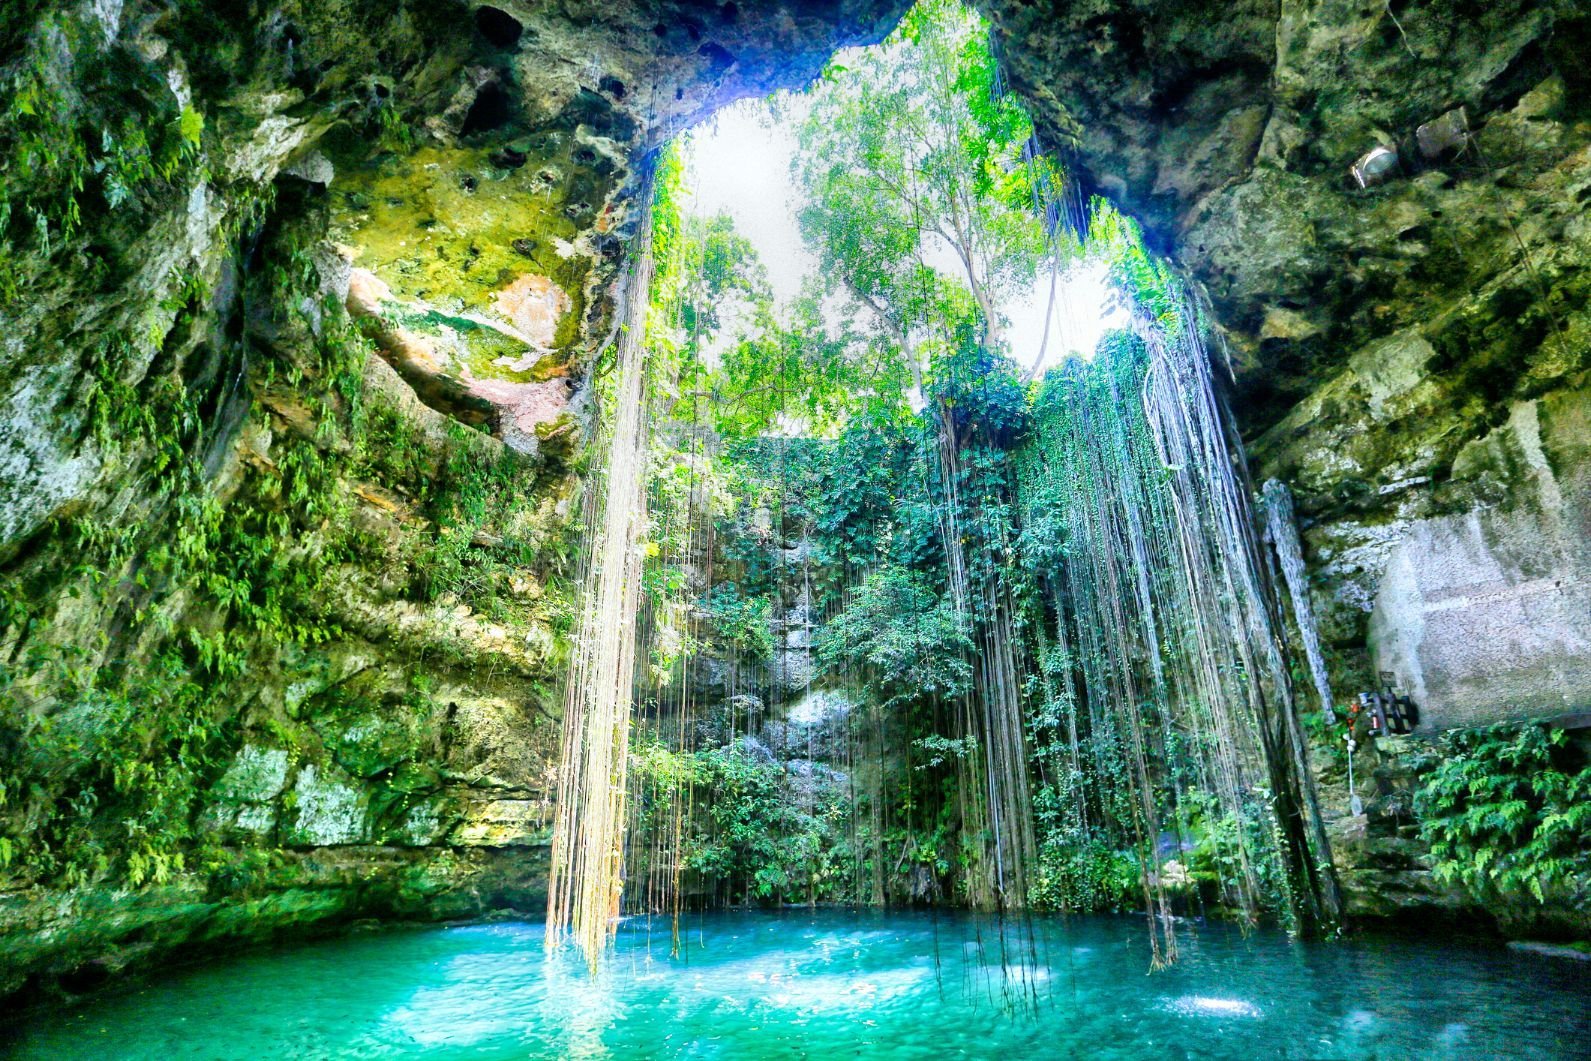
[1160,994,1263,1019]
[4,910,1589,1060]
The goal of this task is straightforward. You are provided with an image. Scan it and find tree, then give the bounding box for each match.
[817,565,973,711]
[794,0,1056,379]
[791,0,1057,910]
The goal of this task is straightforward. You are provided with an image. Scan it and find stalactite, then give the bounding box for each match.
[1262,479,1337,724]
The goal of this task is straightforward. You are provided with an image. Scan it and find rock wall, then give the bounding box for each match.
[990,0,1589,720]
[0,0,903,1003]
[1369,390,1591,730]
[986,0,1589,927]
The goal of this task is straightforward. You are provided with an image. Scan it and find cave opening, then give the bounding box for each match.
[460,80,514,137]
[546,0,1339,978]
[473,5,524,50]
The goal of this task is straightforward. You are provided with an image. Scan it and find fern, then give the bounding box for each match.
[1414,723,1591,908]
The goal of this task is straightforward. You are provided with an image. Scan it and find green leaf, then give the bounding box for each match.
[177,105,204,147]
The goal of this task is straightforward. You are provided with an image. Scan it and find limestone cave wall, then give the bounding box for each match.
[992,0,1589,721]
[985,0,1589,924]
[0,0,902,1002]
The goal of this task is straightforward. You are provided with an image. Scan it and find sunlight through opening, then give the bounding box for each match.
[684,96,1130,376]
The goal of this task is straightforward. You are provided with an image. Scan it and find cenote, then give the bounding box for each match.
[7,910,1589,1059]
[3,0,1590,1054]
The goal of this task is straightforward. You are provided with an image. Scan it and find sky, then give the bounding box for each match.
[682,97,1130,374]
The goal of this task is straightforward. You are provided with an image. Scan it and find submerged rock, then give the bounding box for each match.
[1507,940,1591,962]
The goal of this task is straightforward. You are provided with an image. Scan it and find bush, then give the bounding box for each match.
[687,743,847,902]
[1414,724,1591,906]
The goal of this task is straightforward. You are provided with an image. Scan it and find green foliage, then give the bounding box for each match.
[818,566,972,709]
[403,425,544,610]
[913,732,977,769]
[669,4,1060,895]
[628,0,1327,932]
[713,293,907,438]
[1086,201,1187,332]
[177,105,205,149]
[373,98,413,152]
[926,321,1029,446]
[796,0,1055,372]
[798,425,924,577]
[0,643,232,889]
[629,735,851,905]
[1415,724,1591,906]
[650,149,891,439]
[0,11,209,299]
[701,584,774,662]
[1031,835,1141,912]
[0,187,557,892]
[688,743,850,902]
[1027,732,1144,914]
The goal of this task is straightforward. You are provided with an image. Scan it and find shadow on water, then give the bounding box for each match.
[3,908,1589,1059]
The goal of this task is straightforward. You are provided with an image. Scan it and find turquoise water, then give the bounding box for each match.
[4,910,1587,1059]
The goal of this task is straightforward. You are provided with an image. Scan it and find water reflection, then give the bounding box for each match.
[5,909,1588,1060]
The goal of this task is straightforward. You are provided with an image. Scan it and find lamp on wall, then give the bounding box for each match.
[1350,145,1400,188]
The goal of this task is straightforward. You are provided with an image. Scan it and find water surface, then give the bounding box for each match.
[4,909,1587,1059]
